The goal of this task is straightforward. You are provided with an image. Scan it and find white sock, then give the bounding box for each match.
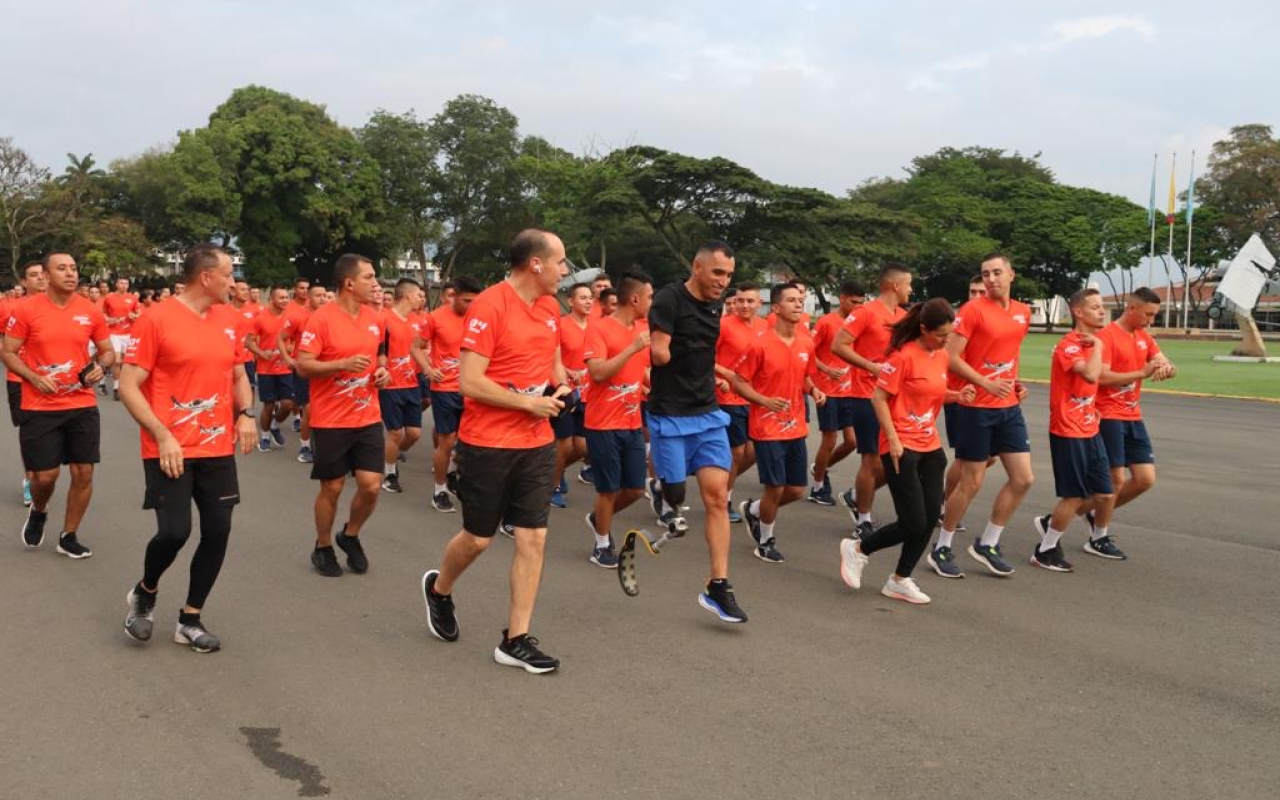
[1041,526,1064,551]
[759,520,775,541]
[857,512,872,525]
[980,522,1004,547]
[434,483,447,495]
[937,528,955,549]
[748,499,761,517]
[113,378,120,390]
[270,420,280,431]
[300,438,310,448]
[811,481,824,492]
[645,442,651,457]
[595,532,610,548]
[384,462,396,476]
[1092,525,1109,541]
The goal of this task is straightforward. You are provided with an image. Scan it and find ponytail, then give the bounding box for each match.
[887,297,955,353]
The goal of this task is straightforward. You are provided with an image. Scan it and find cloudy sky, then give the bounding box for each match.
[3,0,1274,209]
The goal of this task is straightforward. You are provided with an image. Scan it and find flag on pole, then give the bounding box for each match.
[1166,152,1177,225]
[1186,150,1196,226]
[1147,153,1158,227]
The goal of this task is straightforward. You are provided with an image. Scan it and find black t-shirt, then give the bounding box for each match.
[648,282,722,417]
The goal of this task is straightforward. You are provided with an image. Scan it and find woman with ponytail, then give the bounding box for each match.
[837,298,973,604]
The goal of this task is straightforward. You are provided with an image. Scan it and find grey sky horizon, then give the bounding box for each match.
[3,2,1274,250]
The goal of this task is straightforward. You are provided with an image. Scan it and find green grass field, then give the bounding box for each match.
[1018,333,1280,400]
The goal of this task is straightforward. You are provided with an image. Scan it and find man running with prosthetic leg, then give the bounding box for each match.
[120,245,257,652]
[648,241,746,623]
[421,229,570,674]
[581,271,652,568]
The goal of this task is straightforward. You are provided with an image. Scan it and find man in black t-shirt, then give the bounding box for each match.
[648,240,747,624]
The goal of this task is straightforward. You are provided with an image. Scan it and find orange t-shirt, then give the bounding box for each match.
[734,328,814,441]
[102,292,140,334]
[382,308,421,390]
[582,316,649,431]
[1096,323,1160,421]
[952,296,1031,409]
[458,281,561,449]
[280,303,312,356]
[250,309,291,375]
[409,311,429,374]
[6,293,109,411]
[1,296,25,384]
[559,314,591,386]
[124,299,245,459]
[426,306,467,392]
[841,299,905,398]
[876,340,948,454]
[297,303,383,429]
[811,311,856,398]
[715,314,761,406]
[1049,331,1104,438]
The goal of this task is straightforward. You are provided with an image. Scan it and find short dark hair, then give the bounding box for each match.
[453,275,484,295]
[599,288,617,304]
[40,252,73,269]
[567,282,592,298]
[839,279,865,297]
[394,278,421,299]
[969,274,985,285]
[980,251,1011,267]
[697,240,735,259]
[309,284,329,295]
[1069,287,1101,308]
[182,244,227,281]
[770,281,799,304]
[20,262,42,280]
[1130,287,1161,305]
[617,270,653,304]
[878,262,910,282]
[735,281,759,294]
[333,253,372,289]
[509,228,556,269]
[294,276,310,288]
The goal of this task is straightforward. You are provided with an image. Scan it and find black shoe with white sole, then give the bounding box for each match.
[334,527,368,574]
[754,540,785,563]
[1084,535,1127,560]
[494,630,559,674]
[22,508,47,548]
[1030,544,1074,572]
[56,532,92,559]
[311,545,343,577]
[432,491,456,513]
[422,569,459,642]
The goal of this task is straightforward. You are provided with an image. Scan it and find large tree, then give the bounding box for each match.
[0,137,52,277]
[1195,124,1280,250]
[358,110,441,283]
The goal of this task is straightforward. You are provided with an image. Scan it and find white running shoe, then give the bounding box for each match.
[839,538,868,589]
[881,575,931,604]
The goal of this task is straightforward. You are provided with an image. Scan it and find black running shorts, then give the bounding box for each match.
[143,455,241,510]
[456,441,556,537]
[7,381,21,427]
[310,424,384,481]
[19,407,101,471]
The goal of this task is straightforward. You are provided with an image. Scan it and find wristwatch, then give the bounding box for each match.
[238,409,254,419]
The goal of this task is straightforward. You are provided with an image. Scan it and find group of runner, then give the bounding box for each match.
[2,239,1176,672]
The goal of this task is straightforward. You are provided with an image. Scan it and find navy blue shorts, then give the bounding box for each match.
[1050,433,1113,499]
[754,437,808,487]
[291,371,310,406]
[1099,419,1155,468]
[244,360,257,387]
[380,387,423,431]
[258,373,293,404]
[817,396,857,433]
[585,428,647,493]
[430,390,464,435]
[721,404,749,448]
[943,403,958,448]
[850,397,880,455]
[552,392,586,439]
[951,405,1031,462]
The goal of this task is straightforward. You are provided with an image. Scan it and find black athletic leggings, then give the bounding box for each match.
[142,461,237,610]
[860,448,946,579]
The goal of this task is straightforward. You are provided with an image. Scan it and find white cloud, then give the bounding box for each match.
[1052,15,1155,43]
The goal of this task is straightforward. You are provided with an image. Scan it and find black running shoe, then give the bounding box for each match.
[22,508,47,548]
[967,539,1015,576]
[855,519,874,540]
[432,491,456,513]
[446,470,459,496]
[311,545,343,577]
[56,532,92,559]
[124,586,156,642]
[1030,544,1074,573]
[381,473,402,493]
[927,545,965,578]
[698,579,748,623]
[499,522,515,539]
[1084,535,1127,560]
[494,629,559,674]
[334,527,368,574]
[421,569,459,642]
[739,499,762,544]
[754,540,785,563]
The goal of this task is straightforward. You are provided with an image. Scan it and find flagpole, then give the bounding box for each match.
[1183,149,1195,330]
[1164,152,1176,328]
[1146,153,1158,291]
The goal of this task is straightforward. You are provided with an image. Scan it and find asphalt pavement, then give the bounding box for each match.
[1,386,1277,800]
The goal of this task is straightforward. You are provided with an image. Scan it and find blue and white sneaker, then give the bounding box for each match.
[22,478,32,507]
[927,545,965,578]
[270,426,285,447]
[808,485,835,506]
[291,417,301,433]
[297,446,314,464]
[727,502,742,524]
[698,579,748,623]
[257,435,272,453]
[557,475,569,494]
[739,499,762,545]
[587,516,618,569]
[577,465,595,486]
[967,539,1015,576]
[550,489,567,509]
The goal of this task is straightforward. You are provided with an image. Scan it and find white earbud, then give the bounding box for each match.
[533,266,542,274]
